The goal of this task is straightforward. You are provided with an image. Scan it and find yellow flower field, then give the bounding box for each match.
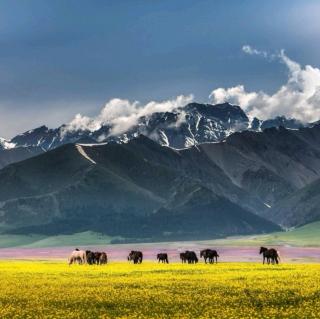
[0,261,320,318]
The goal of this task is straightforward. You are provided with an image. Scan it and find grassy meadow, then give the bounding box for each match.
[1,261,320,318]
[0,221,319,249]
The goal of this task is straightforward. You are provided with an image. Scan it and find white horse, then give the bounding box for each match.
[68,250,87,265]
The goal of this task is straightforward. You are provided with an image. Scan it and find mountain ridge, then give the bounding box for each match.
[1,103,320,240]
[3,102,311,151]
[0,135,280,240]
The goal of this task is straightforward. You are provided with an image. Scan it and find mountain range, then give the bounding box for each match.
[0,102,306,157]
[0,102,319,241]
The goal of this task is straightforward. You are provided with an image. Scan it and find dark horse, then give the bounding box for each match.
[86,250,95,265]
[85,250,107,265]
[180,252,187,263]
[200,249,219,264]
[128,251,143,264]
[181,250,198,264]
[157,253,169,263]
[260,247,280,264]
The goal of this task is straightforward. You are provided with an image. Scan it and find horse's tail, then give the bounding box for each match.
[277,251,281,262]
[83,252,87,264]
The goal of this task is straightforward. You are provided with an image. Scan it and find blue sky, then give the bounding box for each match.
[0,0,320,137]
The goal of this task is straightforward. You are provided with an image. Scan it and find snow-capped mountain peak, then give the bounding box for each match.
[3,102,313,152]
[0,137,16,150]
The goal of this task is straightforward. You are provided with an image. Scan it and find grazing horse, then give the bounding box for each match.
[157,253,169,263]
[182,251,198,264]
[94,252,102,265]
[68,250,87,265]
[86,250,96,265]
[200,249,219,264]
[260,247,280,264]
[99,252,108,265]
[186,251,198,264]
[180,252,187,263]
[128,251,143,264]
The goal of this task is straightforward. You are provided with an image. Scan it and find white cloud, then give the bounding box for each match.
[242,45,268,58]
[62,46,320,139]
[210,46,320,122]
[62,95,194,136]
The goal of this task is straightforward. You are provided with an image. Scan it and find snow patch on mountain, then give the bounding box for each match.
[75,144,96,164]
[0,137,16,150]
[3,102,316,152]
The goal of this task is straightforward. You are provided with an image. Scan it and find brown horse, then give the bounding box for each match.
[99,252,108,265]
[94,252,102,264]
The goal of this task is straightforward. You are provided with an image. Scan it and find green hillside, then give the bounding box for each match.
[0,222,319,248]
[207,221,320,247]
[0,231,121,248]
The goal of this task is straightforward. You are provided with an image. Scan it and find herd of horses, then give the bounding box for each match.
[68,246,280,265]
[68,249,107,265]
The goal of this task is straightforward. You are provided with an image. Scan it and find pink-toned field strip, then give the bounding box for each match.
[0,244,319,263]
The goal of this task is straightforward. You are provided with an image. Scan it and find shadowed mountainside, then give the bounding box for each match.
[2,123,320,239]
[0,135,279,240]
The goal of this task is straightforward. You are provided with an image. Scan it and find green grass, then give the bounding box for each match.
[0,231,121,248]
[207,221,320,247]
[0,233,44,248]
[0,222,319,248]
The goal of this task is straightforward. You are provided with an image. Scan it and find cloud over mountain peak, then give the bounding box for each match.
[210,46,320,123]
[62,95,194,137]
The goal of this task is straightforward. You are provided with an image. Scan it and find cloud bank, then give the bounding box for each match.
[63,45,320,138]
[210,45,320,122]
[63,95,194,136]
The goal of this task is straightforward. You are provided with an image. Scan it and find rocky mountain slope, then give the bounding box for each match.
[265,178,320,228]
[6,102,307,152]
[0,146,44,170]
[1,102,319,239]
[0,102,308,172]
[0,136,279,240]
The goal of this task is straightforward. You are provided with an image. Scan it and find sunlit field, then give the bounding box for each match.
[0,261,320,318]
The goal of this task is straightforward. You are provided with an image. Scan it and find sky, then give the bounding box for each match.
[1,0,320,138]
